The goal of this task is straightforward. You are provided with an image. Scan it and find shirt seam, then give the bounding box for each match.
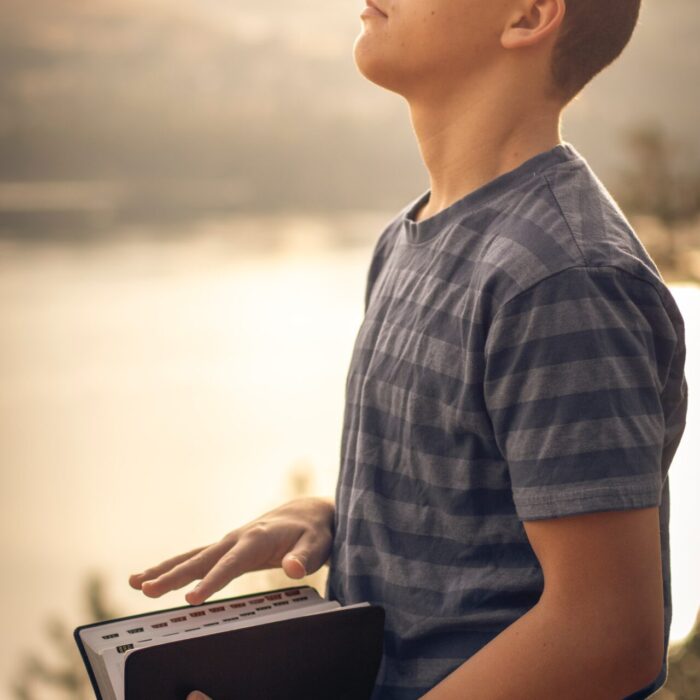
[513,480,660,505]
[543,171,588,266]
[401,160,586,248]
[484,264,671,358]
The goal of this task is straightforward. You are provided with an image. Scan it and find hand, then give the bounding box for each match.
[187,693,212,700]
[128,496,335,605]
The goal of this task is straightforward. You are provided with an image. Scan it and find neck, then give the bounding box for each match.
[405,68,564,221]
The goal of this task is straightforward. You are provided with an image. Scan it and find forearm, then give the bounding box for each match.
[419,598,659,700]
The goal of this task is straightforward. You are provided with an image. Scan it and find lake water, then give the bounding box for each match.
[1,218,698,697]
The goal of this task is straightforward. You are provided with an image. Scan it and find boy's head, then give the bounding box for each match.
[551,0,642,103]
[354,0,642,108]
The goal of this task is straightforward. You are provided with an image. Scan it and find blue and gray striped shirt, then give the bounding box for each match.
[325,141,688,699]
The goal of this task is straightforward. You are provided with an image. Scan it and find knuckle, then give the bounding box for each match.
[181,560,205,579]
[160,562,193,582]
[219,550,239,568]
[149,566,169,579]
[188,551,209,568]
[289,548,308,563]
[220,530,239,545]
[308,535,332,563]
[245,522,269,539]
[302,531,322,549]
[212,556,238,581]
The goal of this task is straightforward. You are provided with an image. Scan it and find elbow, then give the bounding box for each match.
[615,623,666,693]
[634,636,666,689]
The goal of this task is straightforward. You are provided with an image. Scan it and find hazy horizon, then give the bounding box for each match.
[0,0,698,236]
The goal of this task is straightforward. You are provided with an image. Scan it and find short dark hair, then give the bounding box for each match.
[550,0,642,103]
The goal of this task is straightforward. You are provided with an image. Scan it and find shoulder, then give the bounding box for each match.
[464,153,679,327]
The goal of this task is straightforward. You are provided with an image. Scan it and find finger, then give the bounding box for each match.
[282,529,331,579]
[129,546,207,590]
[141,540,233,598]
[187,692,212,700]
[185,534,268,605]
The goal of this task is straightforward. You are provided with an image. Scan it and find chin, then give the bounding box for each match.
[352,31,406,95]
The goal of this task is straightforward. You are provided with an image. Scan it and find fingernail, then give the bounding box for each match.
[289,555,306,574]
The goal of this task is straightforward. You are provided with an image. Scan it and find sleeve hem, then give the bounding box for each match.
[513,475,662,521]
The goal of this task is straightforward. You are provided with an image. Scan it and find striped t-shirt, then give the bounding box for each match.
[324,141,688,699]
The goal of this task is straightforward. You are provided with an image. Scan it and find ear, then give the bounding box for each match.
[501,0,566,49]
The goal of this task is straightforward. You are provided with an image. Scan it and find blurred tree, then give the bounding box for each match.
[10,573,122,699]
[614,122,700,276]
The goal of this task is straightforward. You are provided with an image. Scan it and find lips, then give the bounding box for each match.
[365,0,387,16]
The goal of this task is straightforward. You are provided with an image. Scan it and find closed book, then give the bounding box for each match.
[74,584,385,700]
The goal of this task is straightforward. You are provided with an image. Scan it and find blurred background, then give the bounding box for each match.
[1,0,698,697]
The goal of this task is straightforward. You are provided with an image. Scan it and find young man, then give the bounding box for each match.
[130,0,688,697]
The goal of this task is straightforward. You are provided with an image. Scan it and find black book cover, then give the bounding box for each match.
[124,605,385,700]
[74,586,385,700]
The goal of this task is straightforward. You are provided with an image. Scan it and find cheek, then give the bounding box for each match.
[398,4,474,67]
[352,1,493,90]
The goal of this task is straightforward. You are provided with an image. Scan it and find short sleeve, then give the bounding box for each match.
[483,266,679,521]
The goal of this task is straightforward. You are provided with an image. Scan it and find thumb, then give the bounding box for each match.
[282,530,326,579]
[282,550,307,579]
[187,692,212,700]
